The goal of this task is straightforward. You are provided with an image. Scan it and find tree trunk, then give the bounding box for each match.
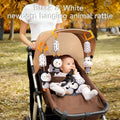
[91,14,97,40]
[91,0,98,40]
[0,17,4,40]
[71,21,74,28]
[9,20,14,40]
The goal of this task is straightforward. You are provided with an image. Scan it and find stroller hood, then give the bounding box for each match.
[33,29,96,74]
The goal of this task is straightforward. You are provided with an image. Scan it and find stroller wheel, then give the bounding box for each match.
[23,116,30,120]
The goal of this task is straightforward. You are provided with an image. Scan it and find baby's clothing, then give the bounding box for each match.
[54,72,85,84]
[50,72,87,94]
[50,72,98,100]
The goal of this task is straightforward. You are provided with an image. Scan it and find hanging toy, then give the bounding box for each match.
[52,29,59,54]
[40,71,51,91]
[83,55,93,74]
[60,69,79,95]
[38,42,51,91]
[50,29,62,74]
[51,56,62,73]
[38,42,48,68]
[83,30,94,73]
[53,39,59,52]
[84,40,91,54]
[39,53,47,67]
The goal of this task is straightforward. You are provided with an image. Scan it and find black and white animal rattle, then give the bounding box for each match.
[51,56,62,73]
[38,42,51,91]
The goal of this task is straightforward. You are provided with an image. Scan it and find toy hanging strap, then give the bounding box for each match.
[38,42,51,92]
[83,30,94,56]
[50,29,62,74]
[52,29,58,39]
[52,29,59,55]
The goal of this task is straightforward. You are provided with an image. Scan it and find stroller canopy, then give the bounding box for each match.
[33,29,96,74]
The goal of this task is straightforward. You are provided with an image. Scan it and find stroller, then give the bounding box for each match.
[24,29,109,120]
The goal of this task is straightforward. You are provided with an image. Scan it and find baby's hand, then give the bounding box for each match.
[74,68,77,75]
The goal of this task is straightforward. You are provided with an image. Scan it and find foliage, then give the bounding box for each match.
[0,0,33,32]
[1,0,120,34]
[53,0,120,27]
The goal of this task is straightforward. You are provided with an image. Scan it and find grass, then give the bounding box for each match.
[0,33,120,120]
[0,34,29,120]
[90,34,120,120]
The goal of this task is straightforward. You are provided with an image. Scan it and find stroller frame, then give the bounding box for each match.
[24,47,109,120]
[27,47,45,120]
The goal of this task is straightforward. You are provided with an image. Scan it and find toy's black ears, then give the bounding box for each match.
[90,55,93,59]
[54,56,60,59]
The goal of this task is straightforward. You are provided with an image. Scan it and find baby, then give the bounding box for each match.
[50,55,98,101]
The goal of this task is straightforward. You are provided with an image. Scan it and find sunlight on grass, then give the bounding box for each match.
[0,33,120,120]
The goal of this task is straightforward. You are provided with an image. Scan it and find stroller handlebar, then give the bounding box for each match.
[26,46,32,52]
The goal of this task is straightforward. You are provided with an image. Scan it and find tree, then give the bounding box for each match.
[0,17,4,40]
[91,0,98,39]
[53,0,120,39]
[7,0,33,40]
[0,0,9,40]
[0,0,33,40]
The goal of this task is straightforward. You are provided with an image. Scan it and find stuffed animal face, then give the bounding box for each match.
[41,72,51,82]
[83,57,93,67]
[65,87,74,94]
[69,82,79,90]
[61,81,78,94]
[53,58,62,68]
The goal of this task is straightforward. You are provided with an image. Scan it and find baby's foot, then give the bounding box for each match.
[91,89,98,96]
[84,89,98,101]
[89,89,98,100]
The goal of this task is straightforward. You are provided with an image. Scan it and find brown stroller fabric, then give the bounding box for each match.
[43,56,106,118]
[33,29,108,119]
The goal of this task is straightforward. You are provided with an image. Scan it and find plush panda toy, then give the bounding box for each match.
[60,69,79,95]
[54,81,79,95]
[83,55,93,73]
[40,72,51,91]
[63,82,79,94]
[51,56,62,73]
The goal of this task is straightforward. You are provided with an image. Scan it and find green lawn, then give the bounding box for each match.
[0,33,120,120]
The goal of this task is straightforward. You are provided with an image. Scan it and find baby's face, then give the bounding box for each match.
[60,57,76,73]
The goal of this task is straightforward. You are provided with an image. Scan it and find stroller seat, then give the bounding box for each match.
[42,55,108,120]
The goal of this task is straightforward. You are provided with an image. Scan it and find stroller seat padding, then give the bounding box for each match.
[51,94,105,114]
[43,68,106,116]
[43,89,107,120]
